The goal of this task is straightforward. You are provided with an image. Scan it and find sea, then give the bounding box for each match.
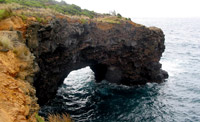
[39,18,200,122]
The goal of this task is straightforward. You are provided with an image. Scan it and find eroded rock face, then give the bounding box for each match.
[0,31,39,122]
[27,19,168,105]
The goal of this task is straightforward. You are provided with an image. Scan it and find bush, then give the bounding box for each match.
[18,14,28,21]
[0,0,5,3]
[0,36,13,50]
[80,18,88,24]
[117,13,122,18]
[0,8,13,20]
[36,17,42,22]
[3,0,97,18]
[126,18,131,21]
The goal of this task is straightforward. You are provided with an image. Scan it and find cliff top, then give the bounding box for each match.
[0,0,132,23]
[0,0,142,37]
[1,0,97,18]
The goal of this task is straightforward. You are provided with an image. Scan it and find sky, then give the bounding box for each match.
[56,0,200,18]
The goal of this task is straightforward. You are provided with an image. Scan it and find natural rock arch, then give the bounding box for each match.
[27,19,168,105]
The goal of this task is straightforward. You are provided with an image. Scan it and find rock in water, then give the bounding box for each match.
[27,19,168,105]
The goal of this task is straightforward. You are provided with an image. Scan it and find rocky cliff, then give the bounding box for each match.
[0,15,168,122]
[0,2,169,121]
[0,30,39,122]
[26,18,168,105]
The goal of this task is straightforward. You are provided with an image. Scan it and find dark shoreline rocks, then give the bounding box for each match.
[27,19,168,105]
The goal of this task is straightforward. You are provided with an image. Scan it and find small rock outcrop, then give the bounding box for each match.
[27,19,168,105]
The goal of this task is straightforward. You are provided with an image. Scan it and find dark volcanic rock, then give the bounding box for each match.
[27,19,168,105]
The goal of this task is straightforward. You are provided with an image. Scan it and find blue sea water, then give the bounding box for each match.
[39,18,200,122]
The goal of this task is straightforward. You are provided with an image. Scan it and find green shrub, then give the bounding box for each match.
[117,13,122,18]
[126,18,131,21]
[0,8,13,20]
[4,0,97,18]
[35,113,45,122]
[0,10,4,15]
[80,18,88,24]
[0,0,5,3]
[18,14,28,21]
[36,17,42,22]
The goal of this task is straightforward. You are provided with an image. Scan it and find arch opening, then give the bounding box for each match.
[38,66,96,119]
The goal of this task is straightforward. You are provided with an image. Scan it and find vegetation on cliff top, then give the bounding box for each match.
[0,8,12,20]
[2,0,97,18]
[0,0,132,24]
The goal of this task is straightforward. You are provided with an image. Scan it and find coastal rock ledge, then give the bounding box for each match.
[27,19,168,105]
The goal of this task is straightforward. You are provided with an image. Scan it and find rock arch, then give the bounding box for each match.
[27,19,168,105]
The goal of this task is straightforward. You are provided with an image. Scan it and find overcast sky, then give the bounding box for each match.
[57,0,200,18]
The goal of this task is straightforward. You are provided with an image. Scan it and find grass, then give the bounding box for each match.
[0,8,13,20]
[0,0,97,23]
[0,9,4,15]
[48,114,73,122]
[0,3,22,10]
[0,0,5,3]
[0,1,129,24]
[35,113,73,122]
[0,36,13,50]
[18,14,28,21]
[35,113,45,122]
[0,35,32,61]
[80,18,88,24]
[95,16,122,24]
[3,0,97,18]
[36,16,42,23]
